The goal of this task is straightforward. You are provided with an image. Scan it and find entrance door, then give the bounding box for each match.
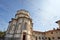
[23,33,26,40]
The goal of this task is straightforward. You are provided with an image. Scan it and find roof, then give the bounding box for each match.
[45,29,60,33]
[33,31,45,34]
[33,29,60,33]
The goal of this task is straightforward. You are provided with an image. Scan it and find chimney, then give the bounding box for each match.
[56,20,60,29]
[53,28,55,30]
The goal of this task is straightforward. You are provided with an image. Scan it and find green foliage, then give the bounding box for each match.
[0,31,5,38]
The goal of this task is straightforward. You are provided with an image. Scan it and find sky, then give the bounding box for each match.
[0,0,60,32]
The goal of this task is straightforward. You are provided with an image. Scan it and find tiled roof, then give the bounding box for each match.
[33,29,60,33]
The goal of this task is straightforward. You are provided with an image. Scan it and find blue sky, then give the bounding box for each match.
[0,0,60,32]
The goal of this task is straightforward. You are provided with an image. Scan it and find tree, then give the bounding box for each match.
[0,31,5,40]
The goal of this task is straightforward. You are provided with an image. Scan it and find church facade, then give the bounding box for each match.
[5,9,60,40]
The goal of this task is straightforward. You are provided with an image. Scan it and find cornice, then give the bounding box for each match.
[16,17,32,23]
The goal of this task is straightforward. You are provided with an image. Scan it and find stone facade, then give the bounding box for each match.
[5,9,60,40]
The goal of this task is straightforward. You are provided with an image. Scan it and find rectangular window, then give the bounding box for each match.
[52,37,54,39]
[45,37,47,39]
[22,23,27,30]
[58,37,60,39]
[39,37,41,40]
[51,32,53,34]
[42,37,44,39]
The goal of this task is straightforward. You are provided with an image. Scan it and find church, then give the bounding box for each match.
[5,9,60,40]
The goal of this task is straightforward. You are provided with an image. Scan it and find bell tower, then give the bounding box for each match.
[15,9,33,40]
[5,9,33,40]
